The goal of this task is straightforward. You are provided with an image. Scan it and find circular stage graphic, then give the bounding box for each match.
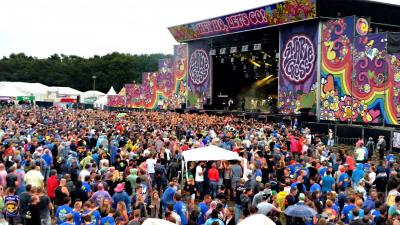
[189,49,210,85]
[356,18,369,36]
[281,34,316,83]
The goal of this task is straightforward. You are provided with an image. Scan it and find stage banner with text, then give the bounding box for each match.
[278,21,318,114]
[187,40,212,109]
[169,0,316,42]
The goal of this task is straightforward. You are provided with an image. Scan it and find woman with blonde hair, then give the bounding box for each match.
[115,201,129,225]
[99,198,112,218]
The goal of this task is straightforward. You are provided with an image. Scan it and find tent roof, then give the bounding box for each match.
[0,81,49,95]
[81,90,105,97]
[49,86,82,96]
[107,87,117,95]
[0,85,29,97]
[182,145,241,162]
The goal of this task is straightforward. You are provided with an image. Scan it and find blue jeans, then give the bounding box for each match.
[209,181,218,199]
[196,181,203,198]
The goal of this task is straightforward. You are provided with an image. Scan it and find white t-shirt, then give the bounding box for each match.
[24,169,44,188]
[195,165,204,182]
[146,158,157,174]
[165,148,171,161]
[356,148,365,161]
[79,169,90,182]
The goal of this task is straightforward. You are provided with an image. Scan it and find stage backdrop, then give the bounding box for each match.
[319,17,399,125]
[387,53,400,122]
[123,45,188,110]
[107,95,126,108]
[320,16,355,122]
[187,40,212,108]
[278,21,318,114]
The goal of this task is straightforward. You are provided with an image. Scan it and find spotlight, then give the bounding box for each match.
[263,54,268,60]
[231,57,235,63]
[221,58,224,63]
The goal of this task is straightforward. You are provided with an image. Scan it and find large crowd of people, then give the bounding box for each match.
[0,106,398,225]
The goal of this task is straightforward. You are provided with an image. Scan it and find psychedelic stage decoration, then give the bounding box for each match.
[168,0,316,42]
[320,16,355,122]
[187,40,211,108]
[278,21,318,114]
[387,53,400,121]
[319,16,399,125]
[123,45,188,110]
[107,95,126,107]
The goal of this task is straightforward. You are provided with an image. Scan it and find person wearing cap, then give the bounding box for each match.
[338,166,350,189]
[297,193,306,205]
[112,183,131,214]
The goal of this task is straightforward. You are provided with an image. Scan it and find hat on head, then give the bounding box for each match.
[114,183,125,192]
[256,176,262,183]
[210,201,217,209]
[299,193,305,202]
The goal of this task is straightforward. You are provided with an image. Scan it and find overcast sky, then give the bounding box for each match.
[0,0,398,58]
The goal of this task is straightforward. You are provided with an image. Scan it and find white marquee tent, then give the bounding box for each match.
[48,86,82,96]
[80,90,105,103]
[0,82,49,100]
[94,86,116,109]
[181,145,241,181]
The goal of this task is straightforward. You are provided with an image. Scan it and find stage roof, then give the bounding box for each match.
[168,0,400,43]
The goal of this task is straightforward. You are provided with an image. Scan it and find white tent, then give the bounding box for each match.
[94,86,116,109]
[182,145,241,162]
[0,85,28,97]
[0,82,49,101]
[80,90,105,103]
[49,86,82,96]
[181,145,241,181]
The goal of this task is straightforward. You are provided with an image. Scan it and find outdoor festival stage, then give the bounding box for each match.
[107,0,400,131]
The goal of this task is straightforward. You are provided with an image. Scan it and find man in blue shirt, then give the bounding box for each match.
[56,197,73,225]
[197,194,211,225]
[309,177,321,193]
[82,176,92,194]
[341,197,356,224]
[321,171,335,193]
[162,182,177,209]
[173,193,188,225]
[101,208,115,225]
[338,170,350,188]
[83,201,101,225]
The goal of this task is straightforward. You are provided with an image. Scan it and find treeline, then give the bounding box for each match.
[0,52,171,93]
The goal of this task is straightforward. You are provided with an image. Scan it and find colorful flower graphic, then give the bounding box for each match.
[322,90,339,111]
[337,96,359,121]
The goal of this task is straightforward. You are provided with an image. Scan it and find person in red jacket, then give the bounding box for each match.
[208,163,219,199]
[46,170,59,203]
